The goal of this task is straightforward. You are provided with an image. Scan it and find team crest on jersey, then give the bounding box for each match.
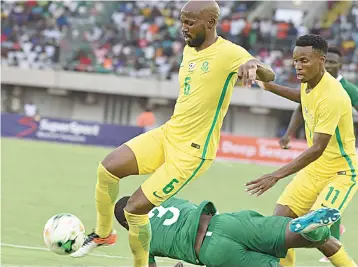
[201,61,209,72]
[189,62,196,71]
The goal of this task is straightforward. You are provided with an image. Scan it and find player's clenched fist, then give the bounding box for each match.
[238,60,258,88]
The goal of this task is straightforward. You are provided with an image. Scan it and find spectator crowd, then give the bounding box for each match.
[1,0,357,85]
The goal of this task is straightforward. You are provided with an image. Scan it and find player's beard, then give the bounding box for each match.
[187,29,206,48]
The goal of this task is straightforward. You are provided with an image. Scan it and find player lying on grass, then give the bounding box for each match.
[115,196,342,267]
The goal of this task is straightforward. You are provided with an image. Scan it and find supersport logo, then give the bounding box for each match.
[16,116,38,137]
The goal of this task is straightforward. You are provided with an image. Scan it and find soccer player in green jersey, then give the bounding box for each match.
[325,47,358,111]
[115,196,342,267]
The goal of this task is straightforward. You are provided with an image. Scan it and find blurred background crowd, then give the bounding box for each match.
[2,0,358,86]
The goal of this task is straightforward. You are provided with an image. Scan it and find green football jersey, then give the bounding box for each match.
[339,76,358,106]
[148,197,217,265]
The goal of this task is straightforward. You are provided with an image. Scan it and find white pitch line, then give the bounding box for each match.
[0,243,177,264]
[0,243,331,267]
[1,243,131,259]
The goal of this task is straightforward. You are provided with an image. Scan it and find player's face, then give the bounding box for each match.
[180,12,206,47]
[325,52,341,78]
[293,46,325,83]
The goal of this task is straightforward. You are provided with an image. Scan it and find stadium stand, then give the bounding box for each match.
[2,1,357,85]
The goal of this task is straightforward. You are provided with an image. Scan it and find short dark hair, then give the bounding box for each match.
[114,196,130,229]
[296,34,328,55]
[327,46,342,57]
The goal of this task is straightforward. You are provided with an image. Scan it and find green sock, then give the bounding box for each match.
[301,226,331,245]
[330,219,341,240]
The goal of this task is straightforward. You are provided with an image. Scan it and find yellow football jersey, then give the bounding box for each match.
[164,37,254,159]
[301,72,358,178]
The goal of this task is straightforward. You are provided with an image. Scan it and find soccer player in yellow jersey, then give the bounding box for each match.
[71,0,275,265]
[257,46,358,264]
[246,34,357,267]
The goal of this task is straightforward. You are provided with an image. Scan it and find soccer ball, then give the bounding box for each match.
[43,213,86,255]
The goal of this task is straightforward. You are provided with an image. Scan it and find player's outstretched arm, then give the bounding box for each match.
[256,81,301,103]
[245,132,331,196]
[279,104,303,149]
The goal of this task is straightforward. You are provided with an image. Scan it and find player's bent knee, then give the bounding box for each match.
[125,187,155,215]
[274,204,299,218]
[101,144,139,179]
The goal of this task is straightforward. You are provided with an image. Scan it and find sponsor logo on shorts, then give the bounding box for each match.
[191,143,201,149]
[153,191,163,199]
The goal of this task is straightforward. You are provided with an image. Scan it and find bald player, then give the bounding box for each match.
[71,1,275,266]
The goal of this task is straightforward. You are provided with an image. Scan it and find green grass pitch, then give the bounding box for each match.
[1,138,357,266]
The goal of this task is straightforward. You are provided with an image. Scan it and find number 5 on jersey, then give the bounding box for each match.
[184,77,191,95]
